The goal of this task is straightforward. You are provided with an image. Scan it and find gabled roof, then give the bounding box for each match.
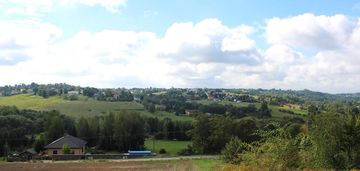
[45,134,87,149]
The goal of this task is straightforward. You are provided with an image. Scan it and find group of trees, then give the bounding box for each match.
[142,89,187,114]
[190,115,260,154]
[144,117,192,141]
[186,102,271,118]
[0,106,192,156]
[0,106,75,155]
[221,112,360,170]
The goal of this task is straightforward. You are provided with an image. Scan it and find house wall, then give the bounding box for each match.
[46,147,85,155]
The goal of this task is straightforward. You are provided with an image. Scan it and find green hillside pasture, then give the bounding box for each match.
[145,140,191,156]
[0,94,65,110]
[141,111,194,122]
[45,98,144,118]
[0,94,194,121]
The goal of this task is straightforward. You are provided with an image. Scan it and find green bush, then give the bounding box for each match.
[221,137,250,164]
[159,148,167,154]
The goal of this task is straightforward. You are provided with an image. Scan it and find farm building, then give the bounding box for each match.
[45,134,87,155]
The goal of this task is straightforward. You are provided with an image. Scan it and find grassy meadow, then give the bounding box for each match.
[0,94,193,121]
[145,139,191,156]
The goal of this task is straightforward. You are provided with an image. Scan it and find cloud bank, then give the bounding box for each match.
[0,13,360,93]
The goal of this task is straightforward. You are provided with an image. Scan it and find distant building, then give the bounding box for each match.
[45,134,87,155]
[67,91,79,95]
[185,109,200,116]
[66,91,79,100]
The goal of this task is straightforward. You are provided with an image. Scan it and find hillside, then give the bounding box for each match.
[0,94,193,121]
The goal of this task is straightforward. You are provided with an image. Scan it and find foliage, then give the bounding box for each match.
[33,133,46,153]
[191,115,258,154]
[177,145,195,156]
[46,116,65,142]
[62,144,71,154]
[221,113,360,170]
[0,106,73,156]
[159,148,166,154]
[221,137,250,164]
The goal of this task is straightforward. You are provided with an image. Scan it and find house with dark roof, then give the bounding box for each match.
[45,134,87,155]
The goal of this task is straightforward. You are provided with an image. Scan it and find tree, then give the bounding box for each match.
[191,114,211,154]
[308,105,319,115]
[77,117,90,141]
[148,103,156,113]
[222,137,250,164]
[46,116,64,142]
[258,102,271,117]
[310,113,360,169]
[62,144,71,154]
[34,133,46,153]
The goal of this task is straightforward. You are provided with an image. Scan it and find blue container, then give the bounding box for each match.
[128,150,152,155]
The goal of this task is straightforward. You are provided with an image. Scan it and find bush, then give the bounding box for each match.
[177,145,195,156]
[221,137,251,164]
[62,144,71,154]
[159,148,167,154]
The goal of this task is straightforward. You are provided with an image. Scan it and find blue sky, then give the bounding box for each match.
[2,0,359,37]
[0,0,360,93]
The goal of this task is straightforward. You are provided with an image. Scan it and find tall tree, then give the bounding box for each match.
[46,116,64,142]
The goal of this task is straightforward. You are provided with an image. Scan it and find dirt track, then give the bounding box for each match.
[0,160,199,171]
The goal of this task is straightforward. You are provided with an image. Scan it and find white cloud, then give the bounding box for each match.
[2,0,53,16]
[1,14,360,93]
[156,19,261,65]
[59,0,127,13]
[1,0,127,16]
[266,13,354,50]
[0,20,61,67]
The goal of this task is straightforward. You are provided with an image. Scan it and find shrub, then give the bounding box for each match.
[177,145,195,156]
[221,137,251,164]
[159,148,167,154]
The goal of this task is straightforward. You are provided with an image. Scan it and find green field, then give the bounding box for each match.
[0,94,65,110]
[145,139,191,156]
[0,94,306,121]
[0,94,194,121]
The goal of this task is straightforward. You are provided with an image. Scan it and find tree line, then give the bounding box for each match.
[0,106,193,156]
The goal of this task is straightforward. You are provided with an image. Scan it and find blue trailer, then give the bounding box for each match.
[128,150,152,156]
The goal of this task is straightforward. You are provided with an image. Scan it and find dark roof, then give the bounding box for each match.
[45,134,87,149]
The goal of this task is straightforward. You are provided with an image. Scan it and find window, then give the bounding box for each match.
[53,150,57,154]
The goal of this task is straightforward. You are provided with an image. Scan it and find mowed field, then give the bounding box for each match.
[145,140,191,156]
[0,94,194,121]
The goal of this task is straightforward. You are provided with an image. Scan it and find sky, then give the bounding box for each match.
[0,0,360,93]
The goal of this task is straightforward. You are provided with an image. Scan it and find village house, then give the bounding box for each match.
[45,134,87,155]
